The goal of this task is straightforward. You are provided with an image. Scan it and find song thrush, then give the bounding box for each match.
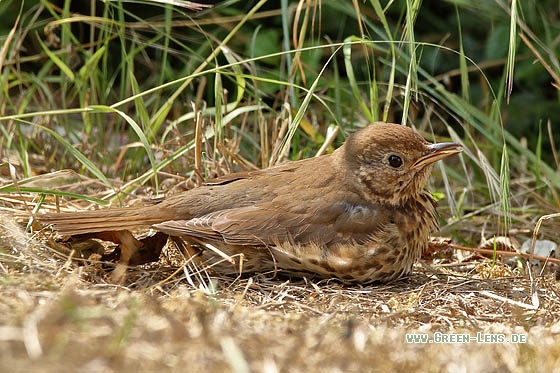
[40,122,462,282]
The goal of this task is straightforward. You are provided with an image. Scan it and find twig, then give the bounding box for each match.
[479,290,538,310]
[449,243,560,265]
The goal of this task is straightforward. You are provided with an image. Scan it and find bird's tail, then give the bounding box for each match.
[37,206,171,235]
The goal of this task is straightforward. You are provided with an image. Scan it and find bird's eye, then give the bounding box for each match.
[388,155,403,168]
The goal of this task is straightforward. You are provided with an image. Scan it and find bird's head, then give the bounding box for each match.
[342,122,462,206]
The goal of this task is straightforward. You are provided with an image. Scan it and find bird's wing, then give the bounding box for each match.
[153,200,385,248]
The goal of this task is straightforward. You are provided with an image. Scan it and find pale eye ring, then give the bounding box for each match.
[388,154,403,168]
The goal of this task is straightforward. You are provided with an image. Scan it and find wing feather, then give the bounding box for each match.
[154,200,386,248]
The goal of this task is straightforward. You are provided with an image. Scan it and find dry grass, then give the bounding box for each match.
[1,203,560,372]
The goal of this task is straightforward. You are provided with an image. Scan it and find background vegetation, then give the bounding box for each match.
[1,0,559,240]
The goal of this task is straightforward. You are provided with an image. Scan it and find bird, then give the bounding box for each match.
[39,122,462,283]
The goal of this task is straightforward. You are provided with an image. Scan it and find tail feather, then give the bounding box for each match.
[38,206,173,235]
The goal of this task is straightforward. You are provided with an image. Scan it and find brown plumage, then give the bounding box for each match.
[39,122,462,282]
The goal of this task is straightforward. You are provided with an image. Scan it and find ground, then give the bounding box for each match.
[1,211,560,372]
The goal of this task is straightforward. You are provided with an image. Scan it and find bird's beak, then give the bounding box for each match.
[410,142,463,170]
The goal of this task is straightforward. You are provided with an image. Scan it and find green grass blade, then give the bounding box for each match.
[343,36,374,122]
[0,186,108,205]
[36,34,75,81]
[90,105,159,190]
